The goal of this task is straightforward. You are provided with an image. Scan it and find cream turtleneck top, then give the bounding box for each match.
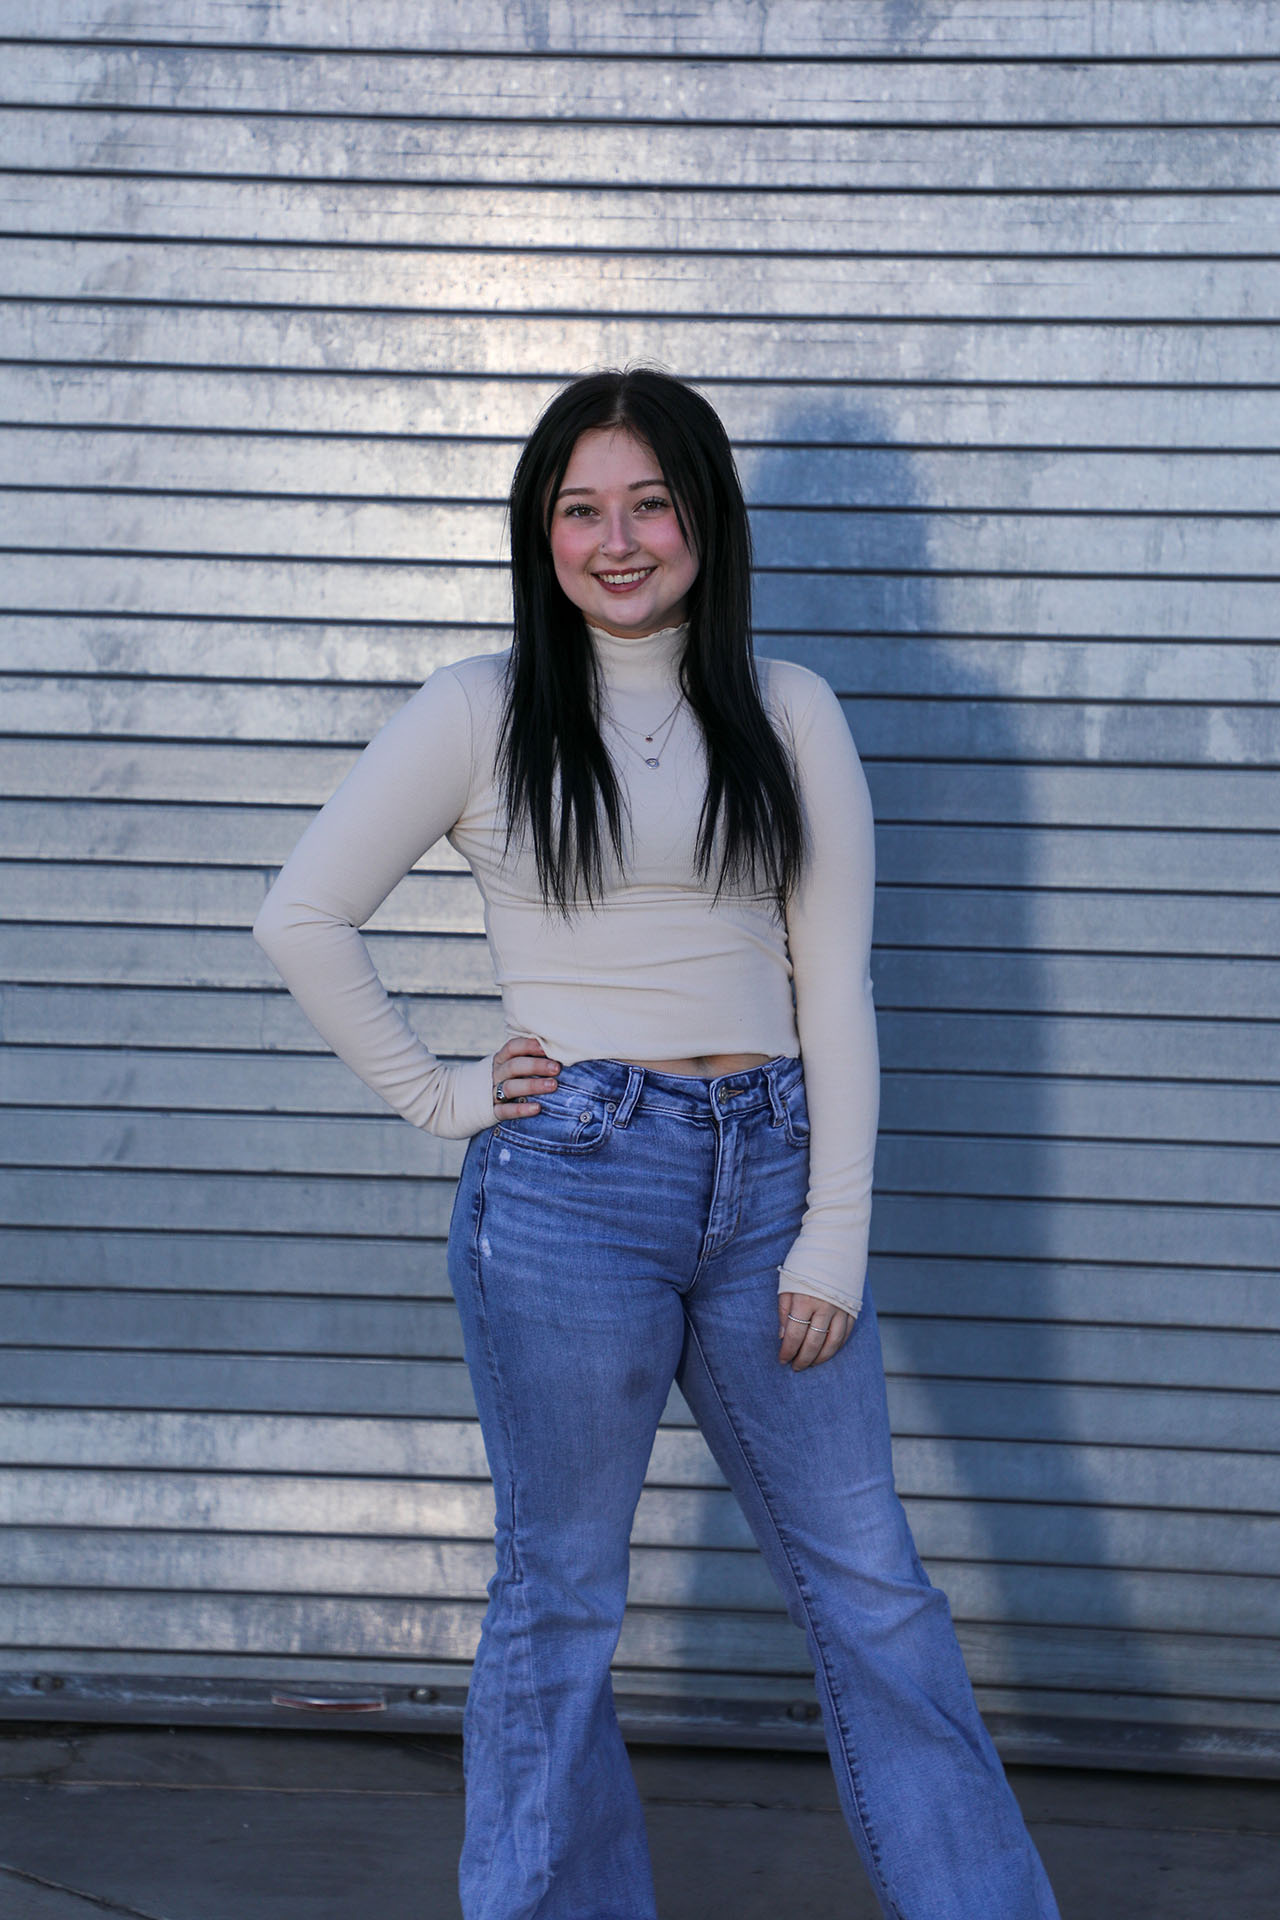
[252,622,879,1318]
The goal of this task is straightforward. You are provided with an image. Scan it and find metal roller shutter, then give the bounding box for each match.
[0,1,1276,1773]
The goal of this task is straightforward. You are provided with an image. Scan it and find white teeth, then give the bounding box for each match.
[597,569,652,585]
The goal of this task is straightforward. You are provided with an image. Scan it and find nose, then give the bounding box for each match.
[598,507,637,557]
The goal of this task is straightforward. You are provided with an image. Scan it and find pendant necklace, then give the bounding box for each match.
[605,694,684,768]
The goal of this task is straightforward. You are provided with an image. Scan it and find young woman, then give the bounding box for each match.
[253,367,1060,1920]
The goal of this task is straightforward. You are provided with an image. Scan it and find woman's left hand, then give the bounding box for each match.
[777,1291,855,1371]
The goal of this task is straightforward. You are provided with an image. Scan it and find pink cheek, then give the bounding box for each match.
[551,528,590,567]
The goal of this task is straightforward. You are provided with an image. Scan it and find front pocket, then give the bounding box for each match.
[494,1091,614,1156]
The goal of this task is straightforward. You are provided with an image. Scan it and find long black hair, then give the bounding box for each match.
[499,365,805,917]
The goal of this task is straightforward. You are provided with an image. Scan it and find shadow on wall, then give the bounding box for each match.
[667,390,1172,1744]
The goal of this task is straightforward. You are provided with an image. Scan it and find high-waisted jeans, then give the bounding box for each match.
[447,1055,1060,1920]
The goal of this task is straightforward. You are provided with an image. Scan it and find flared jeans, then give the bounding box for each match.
[447,1055,1060,1920]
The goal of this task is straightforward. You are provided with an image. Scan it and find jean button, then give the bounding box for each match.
[579,1109,593,1123]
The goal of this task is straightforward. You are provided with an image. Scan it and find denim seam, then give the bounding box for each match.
[688,1118,757,1290]
[686,1122,728,1291]
[682,1314,906,1920]
[630,1103,716,1127]
[493,1114,611,1157]
[469,1128,554,1911]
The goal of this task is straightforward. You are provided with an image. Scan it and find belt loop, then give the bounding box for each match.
[613,1064,645,1128]
[764,1058,788,1128]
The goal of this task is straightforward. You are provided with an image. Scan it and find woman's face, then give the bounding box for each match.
[547,426,699,639]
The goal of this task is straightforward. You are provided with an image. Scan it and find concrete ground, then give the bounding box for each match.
[0,1724,1276,1918]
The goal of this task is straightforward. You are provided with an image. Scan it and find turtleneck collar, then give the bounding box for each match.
[585,620,687,695]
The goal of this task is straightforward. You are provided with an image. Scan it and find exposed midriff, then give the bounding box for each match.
[623,1052,771,1077]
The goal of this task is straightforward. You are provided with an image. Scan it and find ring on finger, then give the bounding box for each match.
[785,1310,831,1337]
[494,1082,508,1104]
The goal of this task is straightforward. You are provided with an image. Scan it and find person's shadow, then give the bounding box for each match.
[646,392,1169,1757]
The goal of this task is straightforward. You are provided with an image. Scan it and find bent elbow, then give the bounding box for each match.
[252,878,302,964]
[252,888,283,962]
[253,879,355,966]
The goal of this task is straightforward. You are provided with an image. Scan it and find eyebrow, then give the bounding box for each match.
[555,478,667,499]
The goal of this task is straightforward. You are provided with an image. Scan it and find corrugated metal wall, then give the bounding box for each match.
[1,2,1276,1771]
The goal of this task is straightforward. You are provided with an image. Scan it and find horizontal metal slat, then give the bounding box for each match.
[6,489,1275,576]
[2,1471,1273,1573]
[7,627,1280,711]
[3,561,1276,639]
[0,923,493,994]
[5,170,1279,256]
[0,981,500,1056]
[0,1586,1273,1701]
[5,429,1276,513]
[0,1342,1273,1449]
[5,302,1276,384]
[2,1527,1274,1636]
[6,0,1277,57]
[7,366,1278,449]
[6,233,1276,319]
[3,1226,1275,1336]
[871,1191,1280,1270]
[4,926,1276,1020]
[7,1164,1279,1276]
[4,1105,1279,1209]
[6,738,1277,831]
[4,923,1277,1016]
[2,1285,1274,1392]
[5,43,1276,123]
[3,1406,1274,1509]
[3,986,1274,1087]
[7,862,1277,956]
[5,810,1274,898]
[5,1047,1275,1148]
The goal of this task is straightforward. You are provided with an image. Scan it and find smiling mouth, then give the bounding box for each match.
[595,568,655,587]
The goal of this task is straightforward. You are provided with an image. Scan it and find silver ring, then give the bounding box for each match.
[787,1310,830,1335]
[493,1082,508,1104]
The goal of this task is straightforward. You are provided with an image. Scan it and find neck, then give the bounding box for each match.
[585,620,687,694]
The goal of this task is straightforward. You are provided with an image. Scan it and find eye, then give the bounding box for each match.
[635,495,671,513]
[561,502,597,518]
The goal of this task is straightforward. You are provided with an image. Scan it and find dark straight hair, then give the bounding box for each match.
[499,365,805,917]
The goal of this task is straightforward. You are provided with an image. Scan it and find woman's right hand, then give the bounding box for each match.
[491,1035,561,1116]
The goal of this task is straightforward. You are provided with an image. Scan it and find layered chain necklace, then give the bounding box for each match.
[603,693,684,769]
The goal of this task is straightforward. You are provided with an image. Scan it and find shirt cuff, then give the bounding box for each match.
[421,1052,499,1140]
[776,1262,864,1320]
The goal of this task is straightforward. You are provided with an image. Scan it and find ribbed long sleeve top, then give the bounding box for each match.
[252,622,879,1318]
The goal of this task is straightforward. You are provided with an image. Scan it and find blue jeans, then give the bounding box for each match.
[447,1056,1060,1920]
